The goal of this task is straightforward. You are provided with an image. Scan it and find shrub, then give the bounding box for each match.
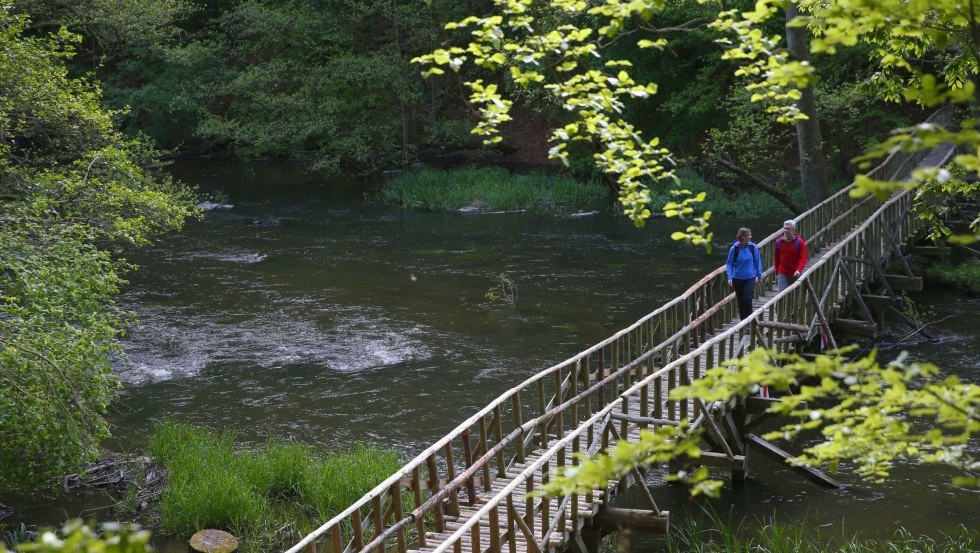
[925,259,980,293]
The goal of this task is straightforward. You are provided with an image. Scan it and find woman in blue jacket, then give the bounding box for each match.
[726,227,763,320]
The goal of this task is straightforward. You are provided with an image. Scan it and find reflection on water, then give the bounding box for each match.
[6,161,977,550]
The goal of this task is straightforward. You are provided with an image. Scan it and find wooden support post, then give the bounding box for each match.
[884,225,915,276]
[861,294,902,309]
[840,261,875,323]
[721,412,745,455]
[805,279,838,350]
[910,245,949,258]
[885,274,923,291]
[574,524,603,553]
[685,451,747,470]
[860,235,898,299]
[756,320,809,333]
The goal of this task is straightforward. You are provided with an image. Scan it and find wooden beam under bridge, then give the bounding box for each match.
[595,508,670,534]
[745,433,841,489]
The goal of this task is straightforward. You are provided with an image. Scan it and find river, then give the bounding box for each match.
[5,161,977,550]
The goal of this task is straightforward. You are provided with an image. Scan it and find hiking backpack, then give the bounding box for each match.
[731,241,758,265]
[775,236,802,253]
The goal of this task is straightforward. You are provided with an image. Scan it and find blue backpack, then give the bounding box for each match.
[731,242,759,265]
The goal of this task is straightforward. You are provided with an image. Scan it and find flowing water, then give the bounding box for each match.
[5,161,977,549]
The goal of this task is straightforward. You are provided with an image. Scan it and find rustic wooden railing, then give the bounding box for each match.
[285,107,954,553]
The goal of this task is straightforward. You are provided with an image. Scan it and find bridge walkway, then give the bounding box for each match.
[286,108,956,553]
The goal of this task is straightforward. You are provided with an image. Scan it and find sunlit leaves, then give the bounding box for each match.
[412,0,709,243]
[540,424,709,498]
[712,0,980,244]
[679,348,979,487]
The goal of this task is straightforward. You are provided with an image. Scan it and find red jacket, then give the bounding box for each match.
[774,235,808,276]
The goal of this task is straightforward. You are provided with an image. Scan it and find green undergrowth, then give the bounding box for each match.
[147,421,401,553]
[659,506,977,553]
[379,167,608,214]
[924,259,980,293]
[645,169,800,219]
[380,167,819,219]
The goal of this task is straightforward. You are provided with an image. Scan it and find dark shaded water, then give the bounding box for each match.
[5,161,977,549]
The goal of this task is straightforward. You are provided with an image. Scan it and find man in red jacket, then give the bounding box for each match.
[775,220,808,291]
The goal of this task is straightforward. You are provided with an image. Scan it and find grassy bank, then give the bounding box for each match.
[147,421,401,552]
[380,167,802,218]
[658,508,977,553]
[379,167,608,214]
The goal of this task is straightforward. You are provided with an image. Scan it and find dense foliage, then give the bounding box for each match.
[15,0,496,176]
[0,7,196,492]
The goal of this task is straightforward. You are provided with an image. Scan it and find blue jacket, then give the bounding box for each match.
[726,241,762,281]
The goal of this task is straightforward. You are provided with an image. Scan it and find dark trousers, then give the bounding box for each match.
[732,278,756,320]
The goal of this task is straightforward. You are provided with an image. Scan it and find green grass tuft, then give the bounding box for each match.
[148,421,401,552]
[665,506,978,553]
[379,167,608,214]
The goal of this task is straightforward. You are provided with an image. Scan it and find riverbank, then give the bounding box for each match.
[379,166,799,219]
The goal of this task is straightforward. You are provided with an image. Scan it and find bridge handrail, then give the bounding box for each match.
[284,106,954,553]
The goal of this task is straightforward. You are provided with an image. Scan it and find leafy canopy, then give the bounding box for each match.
[416,0,980,244]
[716,0,980,240]
[413,0,714,247]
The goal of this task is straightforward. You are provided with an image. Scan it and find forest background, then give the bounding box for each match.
[12,0,920,193]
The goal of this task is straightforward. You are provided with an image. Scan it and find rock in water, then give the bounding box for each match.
[189,529,240,553]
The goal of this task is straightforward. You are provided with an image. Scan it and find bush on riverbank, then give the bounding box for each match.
[379,167,608,214]
[380,167,801,218]
[147,421,401,552]
[645,169,801,218]
[925,259,980,293]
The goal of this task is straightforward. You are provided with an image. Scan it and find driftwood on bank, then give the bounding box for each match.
[62,453,167,512]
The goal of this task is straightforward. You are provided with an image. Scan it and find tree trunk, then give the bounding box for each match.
[785,1,830,206]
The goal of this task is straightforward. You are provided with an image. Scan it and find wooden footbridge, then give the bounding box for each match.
[286,108,956,553]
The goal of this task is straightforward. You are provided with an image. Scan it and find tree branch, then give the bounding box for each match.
[717,156,806,214]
